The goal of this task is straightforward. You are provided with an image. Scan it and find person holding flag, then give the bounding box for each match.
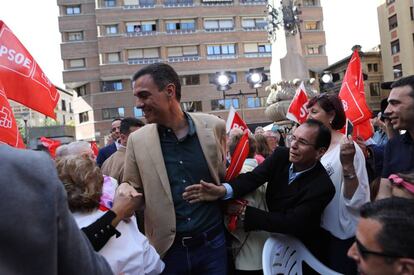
[306,93,370,274]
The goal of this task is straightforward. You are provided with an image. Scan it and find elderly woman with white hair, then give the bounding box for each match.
[56,155,164,275]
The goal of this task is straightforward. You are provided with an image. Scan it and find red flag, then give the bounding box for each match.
[0,82,25,148]
[286,82,309,124]
[353,119,373,141]
[225,131,250,182]
[338,50,372,126]
[40,136,61,159]
[90,141,99,157]
[0,21,59,119]
[226,106,249,133]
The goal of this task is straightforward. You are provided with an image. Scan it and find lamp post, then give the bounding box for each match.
[211,68,269,119]
[22,112,29,145]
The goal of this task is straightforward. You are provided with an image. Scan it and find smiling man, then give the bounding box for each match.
[183,119,335,259]
[118,63,228,274]
[377,75,414,200]
[347,198,414,275]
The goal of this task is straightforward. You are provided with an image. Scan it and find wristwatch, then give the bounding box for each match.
[343,173,356,180]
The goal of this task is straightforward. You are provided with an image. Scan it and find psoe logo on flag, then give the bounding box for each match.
[0,27,35,78]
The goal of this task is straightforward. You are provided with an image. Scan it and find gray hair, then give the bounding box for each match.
[65,141,92,156]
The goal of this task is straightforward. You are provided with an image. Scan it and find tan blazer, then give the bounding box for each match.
[123,112,227,257]
[101,146,126,184]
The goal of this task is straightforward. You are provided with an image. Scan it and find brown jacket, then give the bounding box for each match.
[101,146,126,184]
[123,112,227,257]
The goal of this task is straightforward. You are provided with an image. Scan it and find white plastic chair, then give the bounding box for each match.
[262,234,343,275]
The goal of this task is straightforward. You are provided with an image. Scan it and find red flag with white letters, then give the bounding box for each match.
[0,82,25,148]
[338,50,372,125]
[0,21,59,119]
[286,82,309,124]
[226,106,249,133]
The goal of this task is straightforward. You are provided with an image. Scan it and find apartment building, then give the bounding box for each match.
[57,0,327,143]
[377,0,414,81]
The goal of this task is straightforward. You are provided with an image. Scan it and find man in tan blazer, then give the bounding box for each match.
[119,63,228,274]
[101,117,144,184]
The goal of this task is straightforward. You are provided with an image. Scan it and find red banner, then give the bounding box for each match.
[0,21,59,119]
[226,106,249,133]
[286,82,309,124]
[339,50,372,126]
[0,82,25,148]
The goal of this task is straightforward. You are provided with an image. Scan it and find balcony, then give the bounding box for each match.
[206,54,237,60]
[166,29,196,35]
[123,3,155,9]
[244,52,271,58]
[164,0,194,7]
[128,58,161,65]
[239,0,266,5]
[205,28,234,33]
[201,0,233,6]
[126,31,157,37]
[168,55,200,63]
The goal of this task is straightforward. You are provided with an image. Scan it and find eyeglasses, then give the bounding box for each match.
[355,238,401,259]
[111,126,120,133]
[288,135,316,147]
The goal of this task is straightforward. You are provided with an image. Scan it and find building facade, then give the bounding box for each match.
[377,0,414,81]
[57,0,327,144]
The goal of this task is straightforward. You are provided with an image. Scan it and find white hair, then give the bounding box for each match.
[66,141,92,156]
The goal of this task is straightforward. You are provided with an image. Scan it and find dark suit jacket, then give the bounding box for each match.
[230,147,335,256]
[0,145,111,275]
[97,142,117,167]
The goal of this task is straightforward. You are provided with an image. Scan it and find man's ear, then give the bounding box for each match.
[165,83,176,99]
[316,147,327,160]
[396,258,414,275]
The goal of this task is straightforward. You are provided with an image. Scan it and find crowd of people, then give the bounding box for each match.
[1,63,414,275]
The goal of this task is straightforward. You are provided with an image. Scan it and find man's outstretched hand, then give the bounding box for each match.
[182,180,227,203]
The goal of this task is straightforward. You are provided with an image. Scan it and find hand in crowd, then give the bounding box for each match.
[182,180,226,203]
[111,188,144,227]
[226,200,245,216]
[115,182,145,212]
[355,136,368,158]
[340,135,356,171]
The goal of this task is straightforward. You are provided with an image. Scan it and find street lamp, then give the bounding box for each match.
[22,112,29,145]
[266,1,301,42]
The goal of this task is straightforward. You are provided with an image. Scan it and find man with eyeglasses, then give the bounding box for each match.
[183,119,335,260]
[348,198,414,275]
[97,118,122,167]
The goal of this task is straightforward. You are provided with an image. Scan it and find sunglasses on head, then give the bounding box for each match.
[355,239,401,260]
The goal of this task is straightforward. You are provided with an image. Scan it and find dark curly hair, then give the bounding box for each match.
[56,155,103,212]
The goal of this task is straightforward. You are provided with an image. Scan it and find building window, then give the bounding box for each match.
[68,58,85,68]
[165,19,196,32]
[79,111,89,123]
[76,85,87,96]
[167,46,198,57]
[241,17,267,30]
[306,45,323,55]
[179,75,200,85]
[246,97,266,108]
[106,25,118,35]
[204,19,234,31]
[386,0,395,5]
[211,98,239,110]
[134,107,143,117]
[139,0,155,7]
[104,0,116,7]
[126,21,156,33]
[107,52,121,63]
[369,82,380,97]
[393,64,402,79]
[207,44,236,56]
[391,39,400,55]
[69,103,73,113]
[367,63,379,72]
[61,99,67,111]
[304,21,320,30]
[411,7,414,20]
[127,48,160,64]
[66,5,81,15]
[388,15,398,30]
[102,107,125,120]
[303,0,317,6]
[181,101,202,112]
[244,43,271,54]
[67,31,83,41]
[164,0,193,6]
[102,80,123,92]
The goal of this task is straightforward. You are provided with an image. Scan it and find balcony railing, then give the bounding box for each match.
[239,0,266,4]
[201,0,233,6]
[244,52,271,58]
[126,31,157,37]
[166,29,196,35]
[123,3,155,9]
[205,28,234,32]
[242,26,266,31]
[168,55,200,63]
[206,54,237,60]
[128,58,161,65]
[164,0,193,7]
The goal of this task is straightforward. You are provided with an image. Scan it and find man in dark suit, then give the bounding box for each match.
[0,144,111,274]
[183,119,335,257]
[97,118,121,167]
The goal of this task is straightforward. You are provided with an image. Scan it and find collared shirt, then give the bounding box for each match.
[382,132,414,178]
[158,113,221,234]
[288,163,316,185]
